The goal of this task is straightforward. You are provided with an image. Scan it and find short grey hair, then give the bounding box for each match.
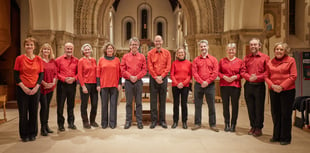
[249,38,262,47]
[226,43,236,49]
[129,37,140,46]
[80,43,93,55]
[198,40,209,46]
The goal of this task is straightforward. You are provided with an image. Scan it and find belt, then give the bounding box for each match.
[246,81,264,85]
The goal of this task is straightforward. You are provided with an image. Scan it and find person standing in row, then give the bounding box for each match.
[78,44,99,129]
[14,37,43,142]
[97,42,122,129]
[241,38,270,137]
[265,42,297,145]
[192,40,219,132]
[147,35,171,129]
[121,37,147,129]
[170,48,192,129]
[218,43,243,132]
[55,42,79,131]
[38,43,57,136]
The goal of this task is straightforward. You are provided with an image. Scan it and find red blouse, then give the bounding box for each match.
[78,57,97,86]
[218,57,243,88]
[41,59,57,94]
[170,59,192,87]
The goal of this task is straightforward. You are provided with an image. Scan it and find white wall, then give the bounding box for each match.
[30,0,74,33]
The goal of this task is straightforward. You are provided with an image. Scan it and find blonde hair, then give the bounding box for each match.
[38,43,55,59]
[80,43,93,56]
[274,42,290,54]
[102,42,116,56]
[175,47,186,60]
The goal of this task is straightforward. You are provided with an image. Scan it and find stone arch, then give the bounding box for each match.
[121,16,136,46]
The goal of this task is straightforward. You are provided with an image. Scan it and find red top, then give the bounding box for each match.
[170,59,192,87]
[265,55,297,91]
[192,54,218,84]
[147,48,171,79]
[78,57,97,86]
[120,52,147,80]
[241,51,270,83]
[14,55,44,88]
[41,59,57,94]
[97,57,121,88]
[218,57,243,88]
[55,55,79,82]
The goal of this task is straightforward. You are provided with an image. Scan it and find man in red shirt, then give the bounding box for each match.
[192,40,219,132]
[55,42,79,131]
[147,35,171,129]
[121,37,147,129]
[241,38,270,137]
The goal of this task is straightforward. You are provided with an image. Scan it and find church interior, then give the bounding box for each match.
[0,0,310,152]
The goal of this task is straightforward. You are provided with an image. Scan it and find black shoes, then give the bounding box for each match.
[58,125,65,132]
[191,124,201,130]
[230,124,236,132]
[137,122,143,129]
[210,126,219,132]
[269,138,279,142]
[41,128,48,136]
[171,122,178,129]
[102,123,108,129]
[28,136,36,141]
[280,141,290,145]
[90,122,99,127]
[160,121,168,129]
[46,125,54,133]
[182,122,188,129]
[224,124,231,132]
[83,123,91,129]
[21,138,28,142]
[124,122,131,129]
[68,124,77,130]
[150,121,157,129]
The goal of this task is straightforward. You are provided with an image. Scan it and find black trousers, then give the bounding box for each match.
[16,86,40,139]
[100,87,118,127]
[150,76,167,122]
[194,82,216,126]
[56,81,76,126]
[80,83,98,124]
[39,91,54,126]
[220,86,241,125]
[244,82,266,129]
[125,80,143,123]
[172,86,189,123]
[270,89,295,142]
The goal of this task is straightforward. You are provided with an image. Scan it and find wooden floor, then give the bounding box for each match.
[0,101,310,153]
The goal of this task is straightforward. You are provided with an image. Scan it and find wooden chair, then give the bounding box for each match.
[0,95,7,123]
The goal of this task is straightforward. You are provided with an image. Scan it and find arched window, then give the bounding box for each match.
[126,22,132,40]
[141,9,148,39]
[157,22,163,36]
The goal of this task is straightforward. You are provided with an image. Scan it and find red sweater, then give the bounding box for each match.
[147,48,171,79]
[192,54,218,84]
[41,59,57,94]
[265,55,297,91]
[14,55,44,88]
[120,52,147,80]
[218,57,243,88]
[55,55,78,82]
[241,51,270,83]
[97,57,120,88]
[170,59,192,87]
[78,57,97,86]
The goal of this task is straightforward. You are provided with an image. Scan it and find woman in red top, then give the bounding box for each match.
[218,43,243,132]
[170,48,192,129]
[265,42,297,145]
[97,43,122,129]
[78,44,98,129]
[38,43,57,136]
[14,37,44,142]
